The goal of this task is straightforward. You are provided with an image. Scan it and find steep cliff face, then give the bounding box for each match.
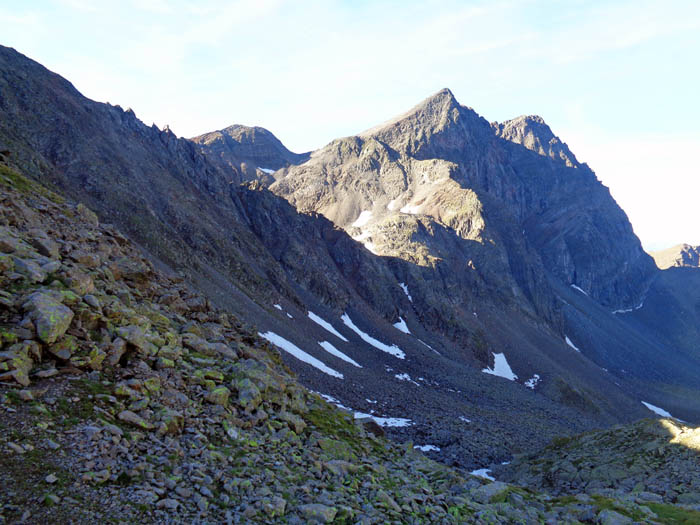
[191,125,309,183]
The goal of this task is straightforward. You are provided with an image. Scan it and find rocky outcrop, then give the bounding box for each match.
[651,243,700,269]
[494,114,579,167]
[499,417,700,503]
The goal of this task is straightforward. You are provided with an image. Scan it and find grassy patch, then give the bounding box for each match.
[647,503,700,524]
[0,164,64,204]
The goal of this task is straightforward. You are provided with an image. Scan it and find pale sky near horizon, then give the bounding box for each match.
[2,0,699,251]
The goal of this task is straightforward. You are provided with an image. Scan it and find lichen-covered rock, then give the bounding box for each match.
[118,410,154,430]
[206,386,230,406]
[13,257,47,283]
[234,377,261,411]
[48,335,78,360]
[298,504,337,523]
[23,292,74,344]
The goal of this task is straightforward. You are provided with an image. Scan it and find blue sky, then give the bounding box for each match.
[2,0,699,250]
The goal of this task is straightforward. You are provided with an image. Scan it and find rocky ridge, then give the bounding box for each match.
[191,125,310,183]
[651,244,700,269]
[2,157,700,524]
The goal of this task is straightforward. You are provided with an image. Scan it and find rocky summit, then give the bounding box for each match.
[1,44,700,523]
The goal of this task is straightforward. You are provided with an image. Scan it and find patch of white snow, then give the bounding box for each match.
[341,313,406,359]
[612,301,644,315]
[363,242,380,255]
[417,339,440,355]
[354,412,412,427]
[524,374,541,389]
[399,282,412,302]
[394,372,420,386]
[400,203,422,214]
[258,332,343,379]
[258,167,275,174]
[459,416,471,423]
[308,311,349,342]
[273,304,283,310]
[570,284,588,296]
[565,336,581,353]
[481,352,518,381]
[351,210,373,228]
[470,468,495,481]
[318,341,362,368]
[641,401,673,418]
[414,445,440,452]
[387,199,399,211]
[393,317,410,334]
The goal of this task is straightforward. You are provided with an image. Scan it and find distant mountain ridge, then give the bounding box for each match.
[191,124,309,183]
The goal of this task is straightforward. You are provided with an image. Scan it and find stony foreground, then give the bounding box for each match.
[1,164,699,523]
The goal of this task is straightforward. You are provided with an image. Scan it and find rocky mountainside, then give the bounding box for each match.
[268,88,700,421]
[3,162,700,524]
[651,243,700,269]
[272,88,654,312]
[191,125,310,184]
[2,44,700,491]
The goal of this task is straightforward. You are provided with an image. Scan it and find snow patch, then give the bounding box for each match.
[414,444,440,452]
[417,339,440,355]
[354,412,412,427]
[400,203,422,214]
[393,317,410,334]
[341,313,406,359]
[363,242,380,255]
[318,341,362,368]
[399,282,412,302]
[482,352,518,381]
[308,311,348,342]
[273,304,283,310]
[258,167,275,174]
[612,301,644,315]
[565,336,581,352]
[641,401,673,418]
[258,332,343,379]
[387,199,399,211]
[570,284,588,296]
[394,372,420,386]
[316,392,351,411]
[470,468,495,481]
[459,416,471,423]
[351,210,373,228]
[524,374,541,389]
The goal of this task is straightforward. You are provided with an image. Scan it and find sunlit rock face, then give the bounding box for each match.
[271,88,656,312]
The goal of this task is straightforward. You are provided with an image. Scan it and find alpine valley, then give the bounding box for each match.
[1,45,699,523]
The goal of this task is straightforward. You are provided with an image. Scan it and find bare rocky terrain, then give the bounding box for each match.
[1,44,700,523]
[1,156,700,525]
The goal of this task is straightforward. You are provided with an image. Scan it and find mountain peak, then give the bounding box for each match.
[191,124,309,181]
[495,114,579,167]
